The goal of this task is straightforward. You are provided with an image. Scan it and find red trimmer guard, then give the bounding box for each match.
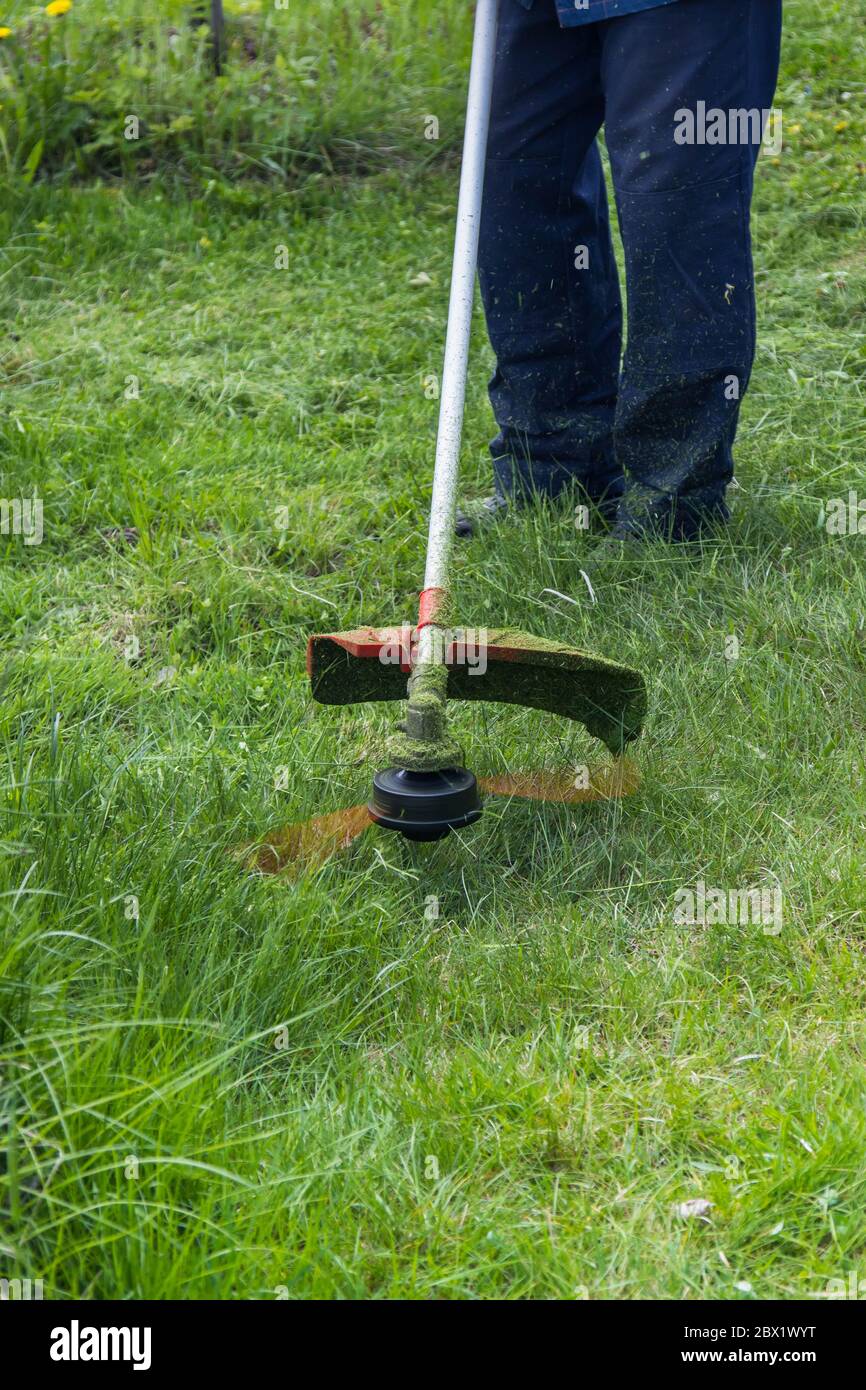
[307,627,646,754]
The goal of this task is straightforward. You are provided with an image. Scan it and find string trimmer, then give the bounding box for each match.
[252,0,646,868]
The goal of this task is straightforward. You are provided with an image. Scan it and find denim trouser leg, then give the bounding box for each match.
[476,0,783,537]
[478,2,623,505]
[600,0,783,536]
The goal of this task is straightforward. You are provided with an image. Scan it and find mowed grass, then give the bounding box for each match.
[1,1,865,1300]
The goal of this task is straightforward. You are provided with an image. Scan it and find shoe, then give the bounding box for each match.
[455,488,621,539]
[454,493,510,538]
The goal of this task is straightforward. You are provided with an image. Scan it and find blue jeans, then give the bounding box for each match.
[478,0,783,538]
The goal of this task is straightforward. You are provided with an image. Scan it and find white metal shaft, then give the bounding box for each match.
[421,0,500,627]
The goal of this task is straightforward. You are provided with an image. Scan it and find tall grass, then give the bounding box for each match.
[0,0,470,181]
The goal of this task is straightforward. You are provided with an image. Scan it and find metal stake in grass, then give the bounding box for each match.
[303,0,647,850]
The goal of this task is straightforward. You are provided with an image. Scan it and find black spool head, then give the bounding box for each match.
[368,767,482,842]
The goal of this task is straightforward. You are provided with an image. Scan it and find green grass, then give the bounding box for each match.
[1,0,865,1300]
[0,0,470,180]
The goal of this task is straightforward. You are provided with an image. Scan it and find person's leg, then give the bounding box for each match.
[599,0,783,540]
[477,0,623,510]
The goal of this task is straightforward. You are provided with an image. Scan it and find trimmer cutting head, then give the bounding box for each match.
[242,754,642,875]
[369,767,482,841]
[304,620,647,847]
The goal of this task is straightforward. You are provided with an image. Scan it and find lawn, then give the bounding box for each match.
[1,0,865,1300]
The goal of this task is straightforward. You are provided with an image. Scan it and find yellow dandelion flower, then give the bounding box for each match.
[45,0,72,15]
[0,26,12,36]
